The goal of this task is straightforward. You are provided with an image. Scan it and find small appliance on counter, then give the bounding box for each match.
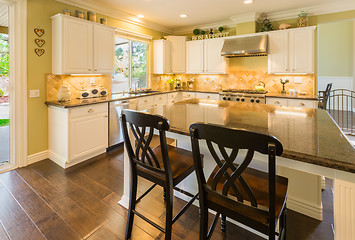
[57,85,71,102]
[89,84,100,98]
[78,87,90,99]
[99,86,108,97]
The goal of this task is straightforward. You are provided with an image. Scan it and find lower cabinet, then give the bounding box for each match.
[266,97,318,108]
[49,103,108,168]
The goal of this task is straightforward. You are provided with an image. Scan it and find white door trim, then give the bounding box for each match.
[0,0,27,171]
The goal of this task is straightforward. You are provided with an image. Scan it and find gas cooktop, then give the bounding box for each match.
[221,89,268,94]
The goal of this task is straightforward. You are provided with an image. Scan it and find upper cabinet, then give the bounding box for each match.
[268,26,315,74]
[52,14,115,75]
[186,38,228,74]
[166,36,187,73]
[153,36,186,74]
[153,39,171,74]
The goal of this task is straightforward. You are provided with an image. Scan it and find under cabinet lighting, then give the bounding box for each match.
[70,74,102,76]
[243,0,254,4]
[180,14,187,18]
[137,14,144,18]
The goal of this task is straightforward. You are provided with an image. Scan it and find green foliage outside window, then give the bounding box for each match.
[0,34,9,77]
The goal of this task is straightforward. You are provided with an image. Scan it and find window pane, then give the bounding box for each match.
[113,37,129,93]
[132,41,148,89]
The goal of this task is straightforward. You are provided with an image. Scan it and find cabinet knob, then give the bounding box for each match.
[89,69,91,71]
[88,109,94,113]
[293,69,295,71]
[275,101,280,104]
[95,69,97,71]
[300,103,305,106]
[207,96,210,98]
[285,69,288,72]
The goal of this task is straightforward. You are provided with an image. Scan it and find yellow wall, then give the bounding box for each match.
[27,0,167,155]
[318,20,353,77]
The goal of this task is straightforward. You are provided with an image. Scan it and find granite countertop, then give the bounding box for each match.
[145,99,355,173]
[45,90,221,108]
[266,92,318,100]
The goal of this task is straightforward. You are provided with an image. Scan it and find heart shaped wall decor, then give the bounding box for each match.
[35,39,45,47]
[35,48,45,57]
[34,28,45,37]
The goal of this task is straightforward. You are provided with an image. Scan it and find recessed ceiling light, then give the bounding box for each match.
[243,0,253,4]
[137,14,144,18]
[180,14,187,18]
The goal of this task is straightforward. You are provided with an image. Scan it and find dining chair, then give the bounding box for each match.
[318,83,332,110]
[190,123,288,240]
[121,109,200,240]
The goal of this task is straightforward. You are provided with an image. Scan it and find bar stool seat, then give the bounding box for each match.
[207,164,288,226]
[137,145,197,186]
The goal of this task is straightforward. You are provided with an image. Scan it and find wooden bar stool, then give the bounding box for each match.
[190,123,288,240]
[121,109,200,240]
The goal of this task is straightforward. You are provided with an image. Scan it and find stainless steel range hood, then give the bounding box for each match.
[221,35,268,57]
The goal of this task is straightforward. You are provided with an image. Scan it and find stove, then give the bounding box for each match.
[219,89,267,104]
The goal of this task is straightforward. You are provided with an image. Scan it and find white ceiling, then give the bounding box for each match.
[95,0,337,30]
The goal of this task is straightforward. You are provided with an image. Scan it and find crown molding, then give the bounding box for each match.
[173,0,355,34]
[55,0,173,34]
[173,19,236,35]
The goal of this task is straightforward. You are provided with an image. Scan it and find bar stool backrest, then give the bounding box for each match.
[121,109,171,176]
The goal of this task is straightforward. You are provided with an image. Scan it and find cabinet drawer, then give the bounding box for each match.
[183,92,196,99]
[154,94,167,104]
[70,103,108,118]
[266,98,288,106]
[196,93,219,100]
[287,99,316,108]
[138,96,154,106]
[167,92,177,99]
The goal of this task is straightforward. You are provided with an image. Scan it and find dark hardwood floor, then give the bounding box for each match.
[0,145,334,239]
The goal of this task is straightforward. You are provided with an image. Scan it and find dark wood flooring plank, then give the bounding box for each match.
[0,187,29,231]
[86,225,119,240]
[0,171,81,240]
[49,195,100,238]
[0,221,10,240]
[7,220,46,240]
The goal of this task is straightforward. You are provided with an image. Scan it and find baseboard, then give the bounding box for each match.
[287,195,323,220]
[27,150,49,165]
[49,151,67,168]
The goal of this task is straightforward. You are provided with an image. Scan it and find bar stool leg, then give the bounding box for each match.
[165,186,173,240]
[125,172,138,240]
[199,203,208,239]
[163,188,167,201]
[221,215,227,232]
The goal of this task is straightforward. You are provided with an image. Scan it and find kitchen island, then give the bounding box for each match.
[119,99,355,240]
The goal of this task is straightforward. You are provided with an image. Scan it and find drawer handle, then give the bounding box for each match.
[144,100,148,103]
[275,101,280,104]
[88,109,94,113]
[207,96,210,98]
[300,103,305,106]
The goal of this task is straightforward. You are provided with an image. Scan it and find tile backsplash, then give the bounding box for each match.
[151,71,315,94]
[46,74,112,101]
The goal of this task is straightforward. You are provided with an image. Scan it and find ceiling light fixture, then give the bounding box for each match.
[180,14,187,18]
[243,0,253,4]
[137,14,144,18]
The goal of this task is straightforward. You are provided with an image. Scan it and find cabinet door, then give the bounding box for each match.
[186,41,204,74]
[69,113,108,162]
[204,39,228,74]
[63,17,93,74]
[153,40,171,74]
[289,28,314,74]
[266,97,288,106]
[287,99,317,108]
[167,36,186,73]
[93,25,115,74]
[268,31,289,74]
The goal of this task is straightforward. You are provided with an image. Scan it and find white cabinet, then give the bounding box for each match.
[186,40,204,73]
[266,97,317,108]
[186,38,228,74]
[137,96,155,110]
[195,92,219,100]
[49,103,108,168]
[182,92,196,100]
[93,24,115,74]
[153,40,171,74]
[268,26,315,74]
[166,36,187,73]
[204,38,228,74]
[52,14,115,75]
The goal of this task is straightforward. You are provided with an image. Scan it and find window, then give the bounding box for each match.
[113,37,148,93]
